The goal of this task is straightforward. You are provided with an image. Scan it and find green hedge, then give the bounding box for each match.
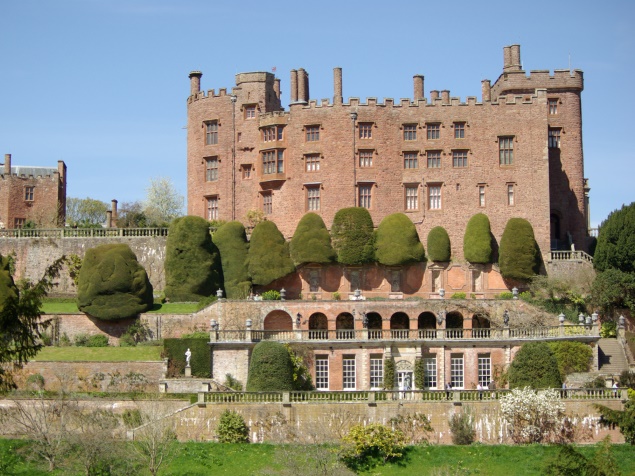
[374,213,425,266]
[331,207,375,265]
[247,221,295,286]
[463,213,493,264]
[163,338,210,378]
[246,341,295,391]
[289,213,336,265]
[499,218,541,281]
[593,202,635,273]
[427,226,451,262]
[213,221,251,299]
[548,341,592,379]
[508,341,561,389]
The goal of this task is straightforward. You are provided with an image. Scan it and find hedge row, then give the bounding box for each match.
[163,338,211,378]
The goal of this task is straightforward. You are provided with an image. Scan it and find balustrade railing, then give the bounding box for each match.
[0,227,169,239]
[549,250,593,263]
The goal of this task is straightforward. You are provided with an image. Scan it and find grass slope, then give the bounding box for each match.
[33,346,162,361]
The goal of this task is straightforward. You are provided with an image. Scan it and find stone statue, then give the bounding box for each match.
[185,348,192,367]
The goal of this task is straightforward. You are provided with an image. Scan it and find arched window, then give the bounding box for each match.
[445,312,464,338]
[309,313,328,340]
[418,312,436,339]
[367,312,383,340]
[336,312,354,340]
[390,312,410,339]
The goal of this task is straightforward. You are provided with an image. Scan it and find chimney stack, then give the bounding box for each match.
[333,67,343,105]
[111,200,118,226]
[430,90,439,101]
[290,69,298,103]
[188,71,202,96]
[510,44,521,70]
[4,154,11,176]
[413,75,424,101]
[503,46,512,71]
[274,78,281,100]
[481,80,491,102]
[297,68,308,104]
[441,90,450,104]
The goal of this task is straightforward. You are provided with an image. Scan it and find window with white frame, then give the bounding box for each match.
[478,354,491,387]
[315,356,329,390]
[428,184,441,210]
[548,98,558,115]
[507,183,515,206]
[359,150,373,167]
[207,196,218,221]
[404,151,418,169]
[305,154,320,172]
[405,184,419,211]
[499,136,514,165]
[370,356,383,390]
[478,185,485,207]
[343,357,356,390]
[427,150,441,168]
[205,157,218,181]
[205,121,218,145]
[358,184,372,209]
[306,186,320,211]
[450,354,464,389]
[423,357,437,389]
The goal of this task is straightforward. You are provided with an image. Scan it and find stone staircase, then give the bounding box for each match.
[598,338,629,376]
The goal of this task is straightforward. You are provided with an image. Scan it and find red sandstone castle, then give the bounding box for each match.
[187,44,590,260]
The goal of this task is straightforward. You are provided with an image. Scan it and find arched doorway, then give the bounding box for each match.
[445,311,464,338]
[418,312,437,339]
[263,310,293,331]
[367,312,383,340]
[308,312,328,340]
[472,313,491,338]
[390,312,410,339]
[336,312,354,340]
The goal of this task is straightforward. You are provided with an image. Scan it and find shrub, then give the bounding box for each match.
[289,213,336,265]
[618,370,635,389]
[548,341,592,379]
[286,344,314,391]
[163,338,210,378]
[427,226,451,262]
[246,341,295,391]
[59,333,71,347]
[374,213,425,266]
[497,291,513,299]
[389,412,433,445]
[593,202,635,273]
[463,213,493,264]
[196,295,217,311]
[600,321,617,338]
[448,411,475,445]
[165,216,223,302]
[508,342,562,389]
[261,290,281,300]
[74,333,90,346]
[26,373,45,390]
[331,207,375,265]
[451,292,466,299]
[584,376,607,389]
[121,319,151,346]
[543,445,588,475]
[86,334,109,347]
[216,410,249,443]
[591,268,635,316]
[212,221,251,299]
[247,221,295,286]
[384,357,395,390]
[499,218,541,281]
[77,244,153,320]
[595,399,635,445]
[340,423,407,470]
[223,374,243,391]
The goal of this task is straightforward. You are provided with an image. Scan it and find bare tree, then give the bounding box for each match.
[69,408,122,476]
[143,177,184,226]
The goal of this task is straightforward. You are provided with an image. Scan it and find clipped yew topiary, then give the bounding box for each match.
[246,341,295,391]
[77,244,153,320]
[499,218,541,281]
[374,213,425,266]
[213,221,251,299]
[163,338,210,378]
[594,202,635,273]
[331,207,375,265]
[427,226,451,262]
[289,213,336,266]
[247,221,295,286]
[508,341,562,389]
[164,216,223,302]
[463,213,493,264]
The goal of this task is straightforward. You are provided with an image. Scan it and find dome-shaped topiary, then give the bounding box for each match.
[499,218,541,281]
[374,213,425,266]
[331,207,375,265]
[508,341,562,389]
[289,213,336,265]
[77,244,153,320]
[213,221,251,299]
[164,216,223,302]
[247,221,295,286]
[427,226,451,262]
[463,213,493,264]
[246,341,296,391]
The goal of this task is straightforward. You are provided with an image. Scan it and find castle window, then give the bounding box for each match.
[24,186,34,201]
[548,98,558,115]
[403,124,417,141]
[244,105,256,119]
[306,185,320,211]
[427,123,440,140]
[454,122,465,139]
[359,150,373,168]
[427,150,441,168]
[499,136,514,165]
[343,356,356,390]
[305,125,320,141]
[263,126,283,142]
[206,196,218,220]
[262,192,272,215]
[405,184,419,211]
[261,149,284,174]
[478,185,486,207]
[452,150,468,168]
[370,356,383,390]
[205,157,218,181]
[242,164,252,179]
[315,356,329,390]
[478,354,491,387]
[359,123,373,139]
[548,128,561,149]
[507,183,515,206]
[403,151,418,169]
[428,184,442,210]
[305,154,320,172]
[14,218,25,228]
[205,121,218,145]
[358,184,372,209]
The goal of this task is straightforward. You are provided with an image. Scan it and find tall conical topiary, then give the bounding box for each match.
[213,221,251,299]
[463,213,493,264]
[331,207,375,265]
[499,218,541,281]
[164,216,223,301]
[427,226,451,262]
[289,213,336,266]
[593,202,635,273]
[374,213,425,265]
[247,220,295,286]
[246,341,295,391]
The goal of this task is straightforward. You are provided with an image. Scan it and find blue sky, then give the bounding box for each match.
[1,0,633,227]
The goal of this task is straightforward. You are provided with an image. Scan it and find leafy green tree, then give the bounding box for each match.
[594,202,635,273]
[463,213,493,263]
[374,213,425,266]
[213,221,251,299]
[427,226,451,262]
[595,400,635,445]
[66,197,108,227]
[331,207,375,265]
[77,244,153,320]
[165,216,223,302]
[548,341,592,380]
[508,341,562,389]
[591,268,635,316]
[246,221,295,286]
[340,423,407,471]
[216,410,250,443]
[499,218,541,281]
[246,341,295,391]
[289,213,336,265]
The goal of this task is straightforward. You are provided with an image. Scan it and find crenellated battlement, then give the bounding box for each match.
[491,68,583,98]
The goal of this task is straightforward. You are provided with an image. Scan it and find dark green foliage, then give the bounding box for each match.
[595,399,635,445]
[216,410,250,443]
[499,218,541,281]
[508,341,562,389]
[618,370,635,389]
[548,341,592,379]
[246,341,295,391]
[331,207,375,265]
[414,358,424,390]
[384,357,395,390]
[594,202,635,273]
[448,412,475,445]
[77,244,153,320]
[212,221,251,299]
[427,226,451,262]
[223,374,243,391]
[591,268,635,315]
[163,338,210,378]
[289,213,336,265]
[584,376,608,389]
[374,213,425,266]
[463,213,493,263]
[543,445,588,476]
[86,334,109,347]
[247,221,295,286]
[165,216,223,301]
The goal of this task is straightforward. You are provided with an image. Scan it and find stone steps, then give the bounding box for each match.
[598,338,628,376]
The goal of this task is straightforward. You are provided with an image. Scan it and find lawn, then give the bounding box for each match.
[33,346,163,361]
[40,301,199,314]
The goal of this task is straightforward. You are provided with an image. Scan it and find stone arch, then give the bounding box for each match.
[263,310,293,331]
[390,312,410,330]
[472,313,491,338]
[446,311,464,329]
[366,312,383,330]
[418,312,437,330]
[336,312,354,330]
[309,312,328,330]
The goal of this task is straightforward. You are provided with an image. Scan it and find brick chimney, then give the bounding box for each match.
[413,75,424,101]
[334,67,343,105]
[290,69,298,103]
[3,154,11,175]
[189,71,202,96]
[481,80,491,102]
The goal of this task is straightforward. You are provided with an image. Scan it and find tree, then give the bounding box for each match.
[116,201,148,228]
[164,216,222,301]
[213,221,251,299]
[216,410,250,443]
[69,409,122,476]
[330,207,375,265]
[247,221,295,286]
[374,213,425,266]
[499,218,541,281]
[463,213,493,264]
[508,341,562,389]
[595,400,635,445]
[289,213,336,266]
[142,177,184,226]
[246,341,296,391]
[65,197,108,227]
[77,244,153,320]
[591,268,635,316]
[548,341,592,380]
[594,202,635,273]
[427,226,451,262]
